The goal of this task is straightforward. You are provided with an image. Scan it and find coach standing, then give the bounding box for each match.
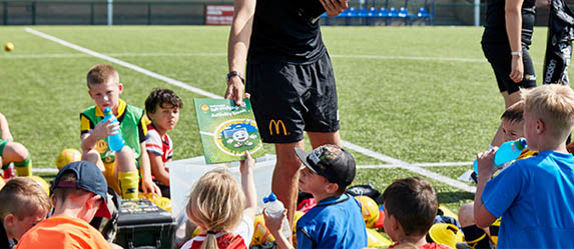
[482,0,536,147]
[225,0,347,225]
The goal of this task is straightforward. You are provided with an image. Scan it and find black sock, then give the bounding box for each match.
[462,225,492,249]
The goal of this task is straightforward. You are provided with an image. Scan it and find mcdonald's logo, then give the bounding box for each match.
[269,119,287,136]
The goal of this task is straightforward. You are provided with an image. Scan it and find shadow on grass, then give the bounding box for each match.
[437,191,475,204]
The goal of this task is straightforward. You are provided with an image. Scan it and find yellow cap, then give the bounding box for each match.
[428,223,460,249]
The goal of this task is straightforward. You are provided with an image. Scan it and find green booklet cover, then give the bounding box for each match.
[194,98,264,164]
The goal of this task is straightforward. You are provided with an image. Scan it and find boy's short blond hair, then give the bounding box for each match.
[0,177,51,220]
[522,84,574,140]
[86,64,119,88]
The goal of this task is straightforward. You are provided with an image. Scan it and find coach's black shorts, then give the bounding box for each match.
[482,42,536,94]
[246,53,340,143]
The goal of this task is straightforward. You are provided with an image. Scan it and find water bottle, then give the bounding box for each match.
[263,193,291,239]
[102,107,125,152]
[473,138,528,175]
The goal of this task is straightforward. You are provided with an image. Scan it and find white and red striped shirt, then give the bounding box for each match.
[146,124,173,163]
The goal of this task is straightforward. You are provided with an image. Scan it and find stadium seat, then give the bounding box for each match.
[416,7,431,25]
[387,7,398,18]
[378,7,388,17]
[398,7,408,18]
[358,8,369,17]
[417,8,430,18]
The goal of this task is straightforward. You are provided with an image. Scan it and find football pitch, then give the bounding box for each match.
[0,25,568,212]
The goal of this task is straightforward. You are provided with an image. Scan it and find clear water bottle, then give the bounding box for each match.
[263,193,291,239]
[473,138,528,175]
[102,107,125,152]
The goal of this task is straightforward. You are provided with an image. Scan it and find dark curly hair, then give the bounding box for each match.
[145,88,183,114]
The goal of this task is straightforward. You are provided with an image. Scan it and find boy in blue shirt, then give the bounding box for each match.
[264,145,367,249]
[474,84,574,248]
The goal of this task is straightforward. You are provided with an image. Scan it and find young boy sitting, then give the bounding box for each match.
[382,177,450,249]
[80,64,159,199]
[264,145,367,249]
[459,100,535,249]
[0,113,32,179]
[474,84,574,248]
[17,161,113,249]
[144,88,182,198]
[0,177,51,249]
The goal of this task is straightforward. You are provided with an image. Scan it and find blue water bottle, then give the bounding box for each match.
[473,138,527,174]
[102,107,125,152]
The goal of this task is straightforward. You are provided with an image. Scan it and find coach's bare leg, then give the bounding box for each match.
[308,131,342,148]
[273,141,305,227]
[490,91,522,147]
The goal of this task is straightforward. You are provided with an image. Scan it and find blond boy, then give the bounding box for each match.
[474,84,574,248]
[80,64,159,199]
[0,177,51,248]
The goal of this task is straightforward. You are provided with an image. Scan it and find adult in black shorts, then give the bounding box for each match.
[482,0,537,147]
[225,0,347,225]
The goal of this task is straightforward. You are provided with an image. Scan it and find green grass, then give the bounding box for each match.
[0,25,568,213]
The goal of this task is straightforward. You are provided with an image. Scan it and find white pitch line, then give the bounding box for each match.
[26,27,475,193]
[358,161,472,168]
[34,161,472,174]
[24,28,221,99]
[343,140,476,193]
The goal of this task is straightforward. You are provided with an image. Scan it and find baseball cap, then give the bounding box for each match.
[51,161,112,219]
[294,144,356,188]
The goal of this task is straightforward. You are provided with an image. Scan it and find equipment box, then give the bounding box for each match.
[114,199,176,249]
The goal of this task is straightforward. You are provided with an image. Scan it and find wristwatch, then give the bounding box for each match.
[511,51,523,57]
[226,71,245,83]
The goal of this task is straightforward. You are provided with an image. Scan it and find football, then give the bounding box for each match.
[56,148,82,170]
[4,42,14,52]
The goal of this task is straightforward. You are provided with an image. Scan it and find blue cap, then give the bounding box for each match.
[51,161,112,219]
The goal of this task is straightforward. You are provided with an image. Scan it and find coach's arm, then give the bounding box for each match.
[225,0,255,106]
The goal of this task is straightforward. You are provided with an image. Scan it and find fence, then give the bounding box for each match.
[0,0,561,26]
[0,1,231,25]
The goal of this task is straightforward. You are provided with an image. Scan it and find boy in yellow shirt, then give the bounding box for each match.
[80,64,159,199]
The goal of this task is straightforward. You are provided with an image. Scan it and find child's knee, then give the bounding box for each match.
[7,142,29,162]
[82,149,100,163]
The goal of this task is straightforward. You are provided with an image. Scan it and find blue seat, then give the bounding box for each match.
[387,7,398,17]
[398,7,408,18]
[358,8,369,17]
[346,7,358,17]
[367,7,378,17]
[377,7,388,17]
[417,8,430,18]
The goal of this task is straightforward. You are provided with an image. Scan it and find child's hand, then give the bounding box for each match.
[263,209,287,238]
[240,152,254,175]
[476,148,496,182]
[92,119,118,140]
[141,177,162,197]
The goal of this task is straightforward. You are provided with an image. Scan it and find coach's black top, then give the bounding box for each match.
[247,0,327,64]
[482,0,535,46]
